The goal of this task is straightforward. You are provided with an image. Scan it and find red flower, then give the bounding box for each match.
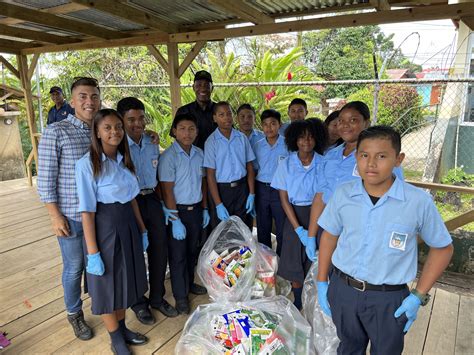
[287,72,293,81]
[264,89,276,103]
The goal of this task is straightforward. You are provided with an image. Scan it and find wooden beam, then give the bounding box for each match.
[208,0,274,24]
[461,16,474,31]
[27,54,40,82]
[170,3,474,42]
[17,54,38,180]
[0,24,80,45]
[407,180,474,194]
[178,41,206,78]
[147,45,169,74]
[445,209,474,231]
[1,3,127,40]
[167,43,181,117]
[0,38,36,51]
[21,32,168,55]
[0,55,20,79]
[370,0,391,11]
[70,0,178,33]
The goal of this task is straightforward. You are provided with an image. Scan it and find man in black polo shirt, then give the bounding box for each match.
[47,86,75,125]
[175,70,217,149]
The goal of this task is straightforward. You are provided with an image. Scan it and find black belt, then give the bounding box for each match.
[176,203,201,211]
[139,188,154,196]
[334,267,407,292]
[256,180,272,186]
[218,177,246,188]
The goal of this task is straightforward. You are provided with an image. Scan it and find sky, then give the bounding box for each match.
[380,20,459,70]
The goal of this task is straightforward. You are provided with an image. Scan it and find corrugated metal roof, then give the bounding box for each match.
[61,8,147,31]
[12,0,70,10]
[12,22,82,37]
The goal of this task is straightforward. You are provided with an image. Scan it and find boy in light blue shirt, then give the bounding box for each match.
[204,101,256,230]
[317,126,453,355]
[279,98,308,136]
[253,109,288,255]
[118,97,178,321]
[159,113,209,315]
[236,103,264,148]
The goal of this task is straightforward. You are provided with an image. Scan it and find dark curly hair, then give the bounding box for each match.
[285,119,328,154]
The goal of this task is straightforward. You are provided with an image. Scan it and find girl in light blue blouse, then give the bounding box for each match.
[75,109,149,355]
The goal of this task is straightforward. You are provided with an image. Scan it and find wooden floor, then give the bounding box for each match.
[0,178,473,354]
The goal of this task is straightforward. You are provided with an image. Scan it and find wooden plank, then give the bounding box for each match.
[455,295,474,354]
[0,237,59,278]
[2,2,127,40]
[70,0,178,33]
[445,209,474,231]
[178,41,206,78]
[208,0,274,24]
[1,298,95,354]
[169,3,474,43]
[0,285,64,328]
[0,55,19,78]
[0,215,50,235]
[154,331,182,354]
[1,298,64,339]
[27,53,40,81]
[0,226,53,256]
[0,205,48,227]
[0,24,78,45]
[403,288,436,354]
[423,288,459,354]
[407,180,474,194]
[147,45,168,74]
[167,42,181,118]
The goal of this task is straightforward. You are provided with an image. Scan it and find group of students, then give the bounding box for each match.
[38,74,454,355]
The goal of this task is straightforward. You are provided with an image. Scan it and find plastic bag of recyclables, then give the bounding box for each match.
[302,254,340,355]
[197,216,290,302]
[175,296,315,355]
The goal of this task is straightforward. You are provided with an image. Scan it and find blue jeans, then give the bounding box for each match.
[57,218,85,314]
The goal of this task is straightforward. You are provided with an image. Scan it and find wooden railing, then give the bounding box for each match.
[25,132,41,186]
[407,180,474,231]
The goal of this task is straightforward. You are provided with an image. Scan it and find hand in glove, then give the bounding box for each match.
[86,252,105,276]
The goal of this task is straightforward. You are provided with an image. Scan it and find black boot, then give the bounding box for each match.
[67,310,93,340]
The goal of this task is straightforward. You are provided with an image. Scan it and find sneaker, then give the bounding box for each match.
[67,310,93,340]
[190,283,207,295]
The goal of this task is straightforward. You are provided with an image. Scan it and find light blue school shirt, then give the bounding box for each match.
[279,122,290,136]
[127,134,159,190]
[319,143,404,204]
[203,128,256,183]
[247,129,265,148]
[75,152,140,213]
[158,141,205,205]
[318,177,452,285]
[271,151,323,206]
[254,135,289,183]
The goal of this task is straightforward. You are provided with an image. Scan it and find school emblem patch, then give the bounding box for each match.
[389,231,408,251]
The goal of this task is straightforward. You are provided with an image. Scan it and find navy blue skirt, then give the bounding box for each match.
[277,204,312,284]
[84,201,148,315]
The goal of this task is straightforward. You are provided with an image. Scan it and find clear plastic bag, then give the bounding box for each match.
[302,256,339,355]
[175,296,315,355]
[252,244,291,299]
[197,216,259,302]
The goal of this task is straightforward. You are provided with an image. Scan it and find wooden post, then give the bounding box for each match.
[17,54,39,185]
[167,42,181,117]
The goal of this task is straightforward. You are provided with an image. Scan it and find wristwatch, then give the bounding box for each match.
[411,289,431,306]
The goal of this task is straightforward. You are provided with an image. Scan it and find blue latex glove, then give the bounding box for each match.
[294,226,309,247]
[317,281,331,317]
[394,293,421,333]
[250,205,256,218]
[160,200,178,225]
[245,194,255,215]
[171,218,187,240]
[216,203,230,221]
[86,252,105,276]
[305,236,316,261]
[202,209,210,228]
[142,230,149,251]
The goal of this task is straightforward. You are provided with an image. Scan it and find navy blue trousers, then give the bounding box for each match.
[167,204,202,301]
[328,270,409,355]
[255,181,285,256]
